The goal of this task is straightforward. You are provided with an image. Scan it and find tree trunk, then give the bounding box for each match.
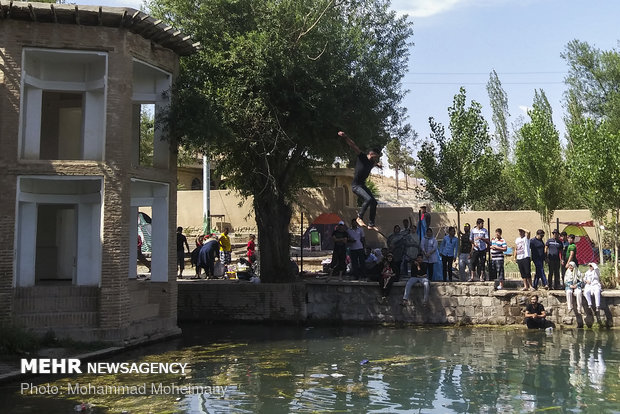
[594,217,604,265]
[395,166,399,200]
[253,193,295,283]
[404,168,409,190]
[615,208,619,284]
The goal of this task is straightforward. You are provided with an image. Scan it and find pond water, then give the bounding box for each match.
[2,324,619,413]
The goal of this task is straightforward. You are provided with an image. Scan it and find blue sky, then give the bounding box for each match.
[82,0,619,155]
[392,0,620,150]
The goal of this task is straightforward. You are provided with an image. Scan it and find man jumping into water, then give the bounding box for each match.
[338,131,382,231]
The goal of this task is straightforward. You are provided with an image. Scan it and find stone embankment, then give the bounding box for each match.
[178,279,619,328]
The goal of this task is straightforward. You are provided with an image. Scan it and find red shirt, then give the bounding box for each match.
[247,240,255,258]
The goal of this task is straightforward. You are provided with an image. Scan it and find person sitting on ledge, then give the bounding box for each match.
[378,253,398,304]
[401,253,430,307]
[524,295,547,329]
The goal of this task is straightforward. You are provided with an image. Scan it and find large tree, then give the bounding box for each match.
[417,87,501,232]
[148,0,413,281]
[514,90,565,235]
[385,127,415,197]
[487,69,510,160]
[563,39,620,280]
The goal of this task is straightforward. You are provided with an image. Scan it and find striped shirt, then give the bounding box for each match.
[491,237,506,261]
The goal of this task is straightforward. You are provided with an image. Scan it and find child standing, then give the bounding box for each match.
[490,228,507,289]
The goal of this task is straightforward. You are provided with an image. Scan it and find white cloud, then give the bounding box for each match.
[391,0,521,19]
[518,105,532,114]
[391,0,464,18]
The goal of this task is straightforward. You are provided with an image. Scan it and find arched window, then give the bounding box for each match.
[191,178,202,190]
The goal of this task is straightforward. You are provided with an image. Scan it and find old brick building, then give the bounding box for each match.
[0,2,197,343]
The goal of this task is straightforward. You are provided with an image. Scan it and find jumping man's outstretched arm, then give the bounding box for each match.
[338,131,362,154]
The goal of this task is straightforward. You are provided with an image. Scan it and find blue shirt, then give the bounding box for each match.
[439,236,458,258]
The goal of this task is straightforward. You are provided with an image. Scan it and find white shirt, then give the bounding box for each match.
[347,227,365,250]
[515,236,531,260]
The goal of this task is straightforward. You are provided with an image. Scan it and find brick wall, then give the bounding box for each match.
[0,19,181,342]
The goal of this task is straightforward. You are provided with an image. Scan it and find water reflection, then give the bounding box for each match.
[2,325,619,413]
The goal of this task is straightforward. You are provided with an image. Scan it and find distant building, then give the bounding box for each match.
[0,2,197,343]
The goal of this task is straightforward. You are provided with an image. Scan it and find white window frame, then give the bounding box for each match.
[18,48,108,161]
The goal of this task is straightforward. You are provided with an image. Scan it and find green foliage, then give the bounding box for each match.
[562,40,620,132]
[416,87,501,214]
[385,131,416,190]
[139,107,154,167]
[567,118,620,217]
[0,325,40,355]
[487,70,510,160]
[514,90,565,233]
[148,0,413,281]
[599,263,617,289]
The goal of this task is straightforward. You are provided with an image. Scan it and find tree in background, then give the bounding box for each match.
[564,39,620,281]
[417,87,501,232]
[468,70,525,211]
[514,90,565,235]
[487,69,510,160]
[148,0,413,282]
[562,39,620,130]
[385,127,415,198]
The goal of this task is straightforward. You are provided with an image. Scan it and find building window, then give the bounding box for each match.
[20,48,107,161]
[15,177,102,287]
[131,60,171,169]
[191,178,202,190]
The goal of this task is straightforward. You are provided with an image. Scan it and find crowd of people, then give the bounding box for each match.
[326,211,605,322]
[173,227,257,280]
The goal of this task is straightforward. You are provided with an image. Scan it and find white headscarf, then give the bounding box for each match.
[585,262,601,286]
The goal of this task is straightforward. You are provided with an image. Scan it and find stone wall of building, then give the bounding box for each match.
[178,280,619,329]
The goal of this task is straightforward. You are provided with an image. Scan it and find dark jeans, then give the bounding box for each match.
[379,276,396,297]
[532,258,548,289]
[525,317,547,329]
[352,184,377,226]
[471,250,486,279]
[548,258,561,289]
[490,259,504,281]
[441,255,454,281]
[425,262,435,279]
[517,258,532,279]
[177,250,185,271]
[349,249,365,280]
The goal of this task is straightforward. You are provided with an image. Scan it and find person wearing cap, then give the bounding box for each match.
[583,262,602,313]
[515,227,533,291]
[458,223,472,281]
[564,261,583,313]
[530,229,549,290]
[469,218,490,282]
[347,218,366,280]
[338,131,382,231]
[330,221,349,279]
[545,229,564,289]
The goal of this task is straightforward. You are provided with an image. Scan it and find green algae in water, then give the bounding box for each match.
[4,325,620,413]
